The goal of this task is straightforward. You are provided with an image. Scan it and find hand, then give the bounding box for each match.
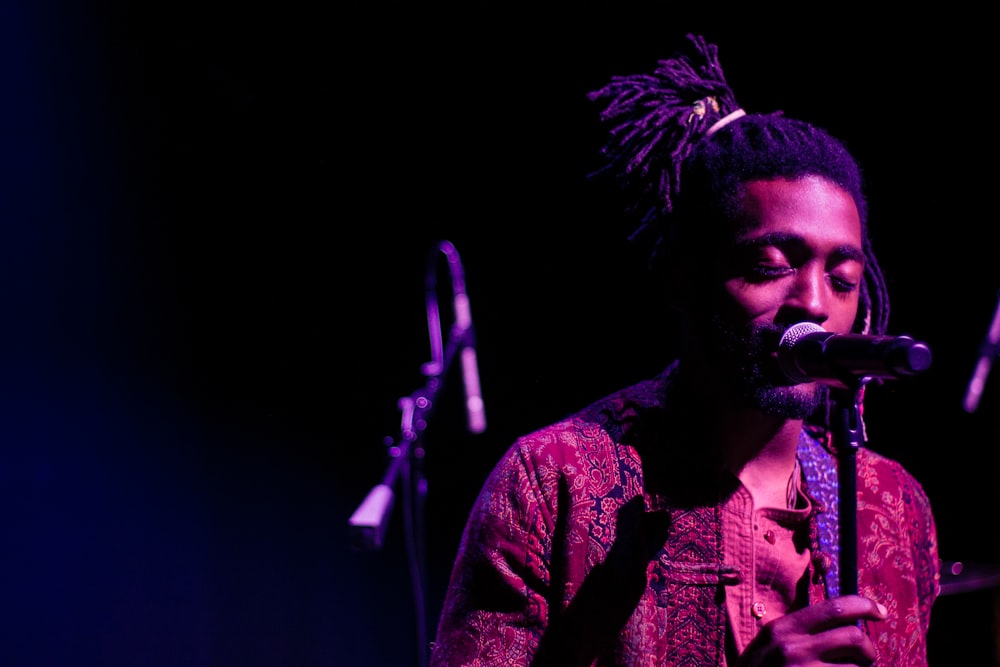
[737,595,888,667]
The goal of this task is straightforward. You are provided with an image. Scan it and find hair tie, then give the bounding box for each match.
[706,109,746,136]
[686,96,720,125]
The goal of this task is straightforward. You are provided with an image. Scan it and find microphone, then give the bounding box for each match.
[426,240,487,433]
[963,291,1000,413]
[454,286,487,434]
[778,321,932,388]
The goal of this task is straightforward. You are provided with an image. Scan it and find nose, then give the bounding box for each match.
[787,264,829,322]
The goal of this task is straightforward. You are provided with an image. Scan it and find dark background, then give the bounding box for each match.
[2,2,998,665]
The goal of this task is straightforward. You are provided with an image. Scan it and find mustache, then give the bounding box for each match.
[709,318,784,356]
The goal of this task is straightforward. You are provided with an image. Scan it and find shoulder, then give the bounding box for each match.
[488,369,673,498]
[856,447,931,502]
[512,369,670,463]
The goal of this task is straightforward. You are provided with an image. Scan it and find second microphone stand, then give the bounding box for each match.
[348,239,483,667]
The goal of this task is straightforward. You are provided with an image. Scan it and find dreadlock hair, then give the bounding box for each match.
[587,34,890,338]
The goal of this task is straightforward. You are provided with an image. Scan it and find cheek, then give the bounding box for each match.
[719,279,785,320]
[833,293,863,332]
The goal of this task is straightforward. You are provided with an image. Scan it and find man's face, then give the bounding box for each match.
[692,175,864,417]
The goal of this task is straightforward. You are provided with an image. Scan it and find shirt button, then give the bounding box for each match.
[751,601,767,619]
[764,530,776,544]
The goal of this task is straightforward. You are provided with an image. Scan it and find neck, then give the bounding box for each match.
[720,413,803,507]
[664,359,812,506]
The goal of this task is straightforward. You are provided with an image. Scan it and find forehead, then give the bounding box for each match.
[733,175,862,246]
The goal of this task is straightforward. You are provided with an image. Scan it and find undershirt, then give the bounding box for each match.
[721,476,812,664]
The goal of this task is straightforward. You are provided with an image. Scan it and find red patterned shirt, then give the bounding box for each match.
[430,365,941,666]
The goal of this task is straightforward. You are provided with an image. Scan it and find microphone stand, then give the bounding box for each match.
[828,377,871,597]
[348,240,476,667]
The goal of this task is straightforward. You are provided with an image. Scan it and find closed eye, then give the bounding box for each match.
[829,273,859,294]
[746,264,793,283]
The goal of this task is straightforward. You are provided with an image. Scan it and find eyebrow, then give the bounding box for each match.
[736,231,866,263]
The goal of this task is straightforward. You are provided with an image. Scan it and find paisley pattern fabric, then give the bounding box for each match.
[430,365,941,666]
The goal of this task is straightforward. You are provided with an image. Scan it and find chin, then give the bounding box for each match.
[747,381,826,419]
[709,316,828,418]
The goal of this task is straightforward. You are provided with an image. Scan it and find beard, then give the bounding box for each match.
[706,315,827,419]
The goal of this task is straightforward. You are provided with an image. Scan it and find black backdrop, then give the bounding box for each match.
[2,3,998,666]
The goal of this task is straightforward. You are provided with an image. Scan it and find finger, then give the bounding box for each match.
[812,623,879,664]
[752,619,878,667]
[773,595,888,634]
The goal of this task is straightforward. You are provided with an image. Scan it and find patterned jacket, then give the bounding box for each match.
[430,365,941,666]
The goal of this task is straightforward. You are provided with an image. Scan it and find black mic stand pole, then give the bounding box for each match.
[348,329,466,667]
[828,377,871,597]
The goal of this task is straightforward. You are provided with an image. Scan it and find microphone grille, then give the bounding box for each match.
[779,321,827,350]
